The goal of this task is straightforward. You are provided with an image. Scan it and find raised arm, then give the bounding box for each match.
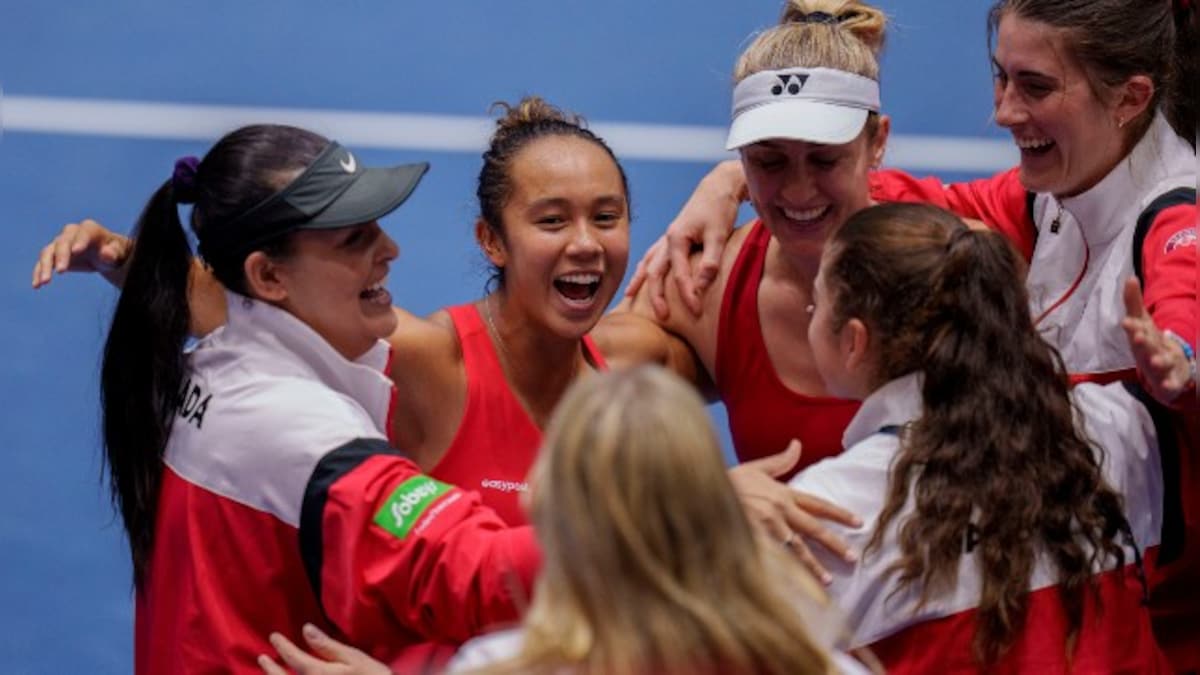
[625,159,747,319]
[32,218,228,336]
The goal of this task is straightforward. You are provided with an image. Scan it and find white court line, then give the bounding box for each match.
[2,95,1017,173]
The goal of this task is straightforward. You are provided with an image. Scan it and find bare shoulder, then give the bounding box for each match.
[388,306,462,372]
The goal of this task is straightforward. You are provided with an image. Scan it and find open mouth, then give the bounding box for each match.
[553,272,602,306]
[1015,136,1055,158]
[359,278,392,306]
[781,205,832,227]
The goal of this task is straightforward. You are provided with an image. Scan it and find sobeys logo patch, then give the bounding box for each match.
[374,476,453,539]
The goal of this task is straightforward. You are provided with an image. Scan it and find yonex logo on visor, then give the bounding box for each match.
[726,67,881,149]
[771,73,810,96]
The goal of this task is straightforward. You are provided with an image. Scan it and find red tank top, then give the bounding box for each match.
[429,303,607,526]
[715,221,860,479]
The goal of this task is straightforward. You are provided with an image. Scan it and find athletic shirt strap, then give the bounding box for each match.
[430,304,607,526]
[715,221,860,478]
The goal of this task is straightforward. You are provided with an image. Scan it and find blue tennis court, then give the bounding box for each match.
[0,1,1007,671]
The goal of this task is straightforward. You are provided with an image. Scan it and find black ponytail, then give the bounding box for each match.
[101,180,193,587]
[100,124,330,586]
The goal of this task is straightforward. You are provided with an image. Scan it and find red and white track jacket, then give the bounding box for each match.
[790,374,1167,673]
[134,293,539,674]
[871,112,1196,389]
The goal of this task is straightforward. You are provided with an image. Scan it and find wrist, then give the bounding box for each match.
[1163,329,1198,390]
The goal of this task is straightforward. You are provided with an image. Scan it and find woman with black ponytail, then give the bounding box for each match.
[791,202,1169,671]
[94,124,541,674]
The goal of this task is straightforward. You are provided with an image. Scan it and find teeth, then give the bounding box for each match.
[1015,137,1053,150]
[782,206,827,221]
[558,273,601,284]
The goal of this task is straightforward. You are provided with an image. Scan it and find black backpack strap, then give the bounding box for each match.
[1025,190,1038,247]
[1131,187,1196,286]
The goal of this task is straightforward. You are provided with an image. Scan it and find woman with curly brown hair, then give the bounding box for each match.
[793,202,1168,671]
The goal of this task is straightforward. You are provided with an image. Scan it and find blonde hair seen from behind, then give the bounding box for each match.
[476,366,835,675]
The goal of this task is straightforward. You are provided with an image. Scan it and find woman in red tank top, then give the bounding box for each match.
[610,1,890,569]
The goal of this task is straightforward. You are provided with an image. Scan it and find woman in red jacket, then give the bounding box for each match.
[93,123,541,673]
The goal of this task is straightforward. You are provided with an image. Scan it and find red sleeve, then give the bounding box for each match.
[1139,204,1198,410]
[300,439,540,654]
[870,167,1037,261]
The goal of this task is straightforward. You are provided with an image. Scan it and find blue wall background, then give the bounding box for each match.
[0,2,1004,671]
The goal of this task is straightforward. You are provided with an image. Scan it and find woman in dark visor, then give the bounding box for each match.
[88,123,539,674]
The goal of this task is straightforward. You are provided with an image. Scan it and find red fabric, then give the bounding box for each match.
[320,453,539,672]
[1139,202,1198,414]
[715,220,859,478]
[431,304,607,526]
[136,467,332,675]
[869,167,1037,261]
[135,458,540,674]
[870,564,1170,674]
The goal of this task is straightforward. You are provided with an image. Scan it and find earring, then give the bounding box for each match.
[1116,117,1127,129]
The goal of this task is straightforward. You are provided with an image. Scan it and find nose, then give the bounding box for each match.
[378,230,400,263]
[779,165,817,205]
[566,220,603,258]
[993,79,1025,128]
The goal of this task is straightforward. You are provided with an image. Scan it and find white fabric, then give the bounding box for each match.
[163,291,394,527]
[727,67,880,148]
[788,373,1162,648]
[1025,111,1196,374]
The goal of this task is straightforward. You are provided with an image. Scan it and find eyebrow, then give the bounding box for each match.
[991,57,1058,82]
[527,195,626,209]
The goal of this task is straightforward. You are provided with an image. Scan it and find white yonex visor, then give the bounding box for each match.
[726,67,881,149]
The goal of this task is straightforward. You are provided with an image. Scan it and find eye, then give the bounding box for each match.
[340,228,365,247]
[748,154,786,172]
[536,214,566,227]
[594,210,623,227]
[810,155,839,170]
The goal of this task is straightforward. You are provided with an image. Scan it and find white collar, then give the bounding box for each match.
[842,373,923,449]
[218,290,394,435]
[1059,111,1195,244]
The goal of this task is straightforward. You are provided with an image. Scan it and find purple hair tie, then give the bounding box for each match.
[172,156,200,204]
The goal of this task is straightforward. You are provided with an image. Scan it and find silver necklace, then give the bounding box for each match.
[482,295,514,368]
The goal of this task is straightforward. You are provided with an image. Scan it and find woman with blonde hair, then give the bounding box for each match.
[262,366,870,675]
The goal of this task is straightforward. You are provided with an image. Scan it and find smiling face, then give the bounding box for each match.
[992,13,1132,197]
[740,122,886,261]
[271,221,400,360]
[482,135,630,339]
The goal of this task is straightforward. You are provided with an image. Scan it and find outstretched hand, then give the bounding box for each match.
[32,219,130,288]
[1121,277,1196,405]
[728,440,862,585]
[624,160,744,320]
[258,624,391,675]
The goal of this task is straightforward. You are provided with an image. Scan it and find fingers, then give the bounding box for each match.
[666,230,700,317]
[740,439,802,479]
[625,254,649,299]
[267,631,327,672]
[696,226,727,290]
[749,500,832,584]
[1122,277,1148,321]
[299,623,358,663]
[644,236,672,321]
[52,223,83,273]
[779,499,857,565]
[792,490,863,529]
[256,654,290,675]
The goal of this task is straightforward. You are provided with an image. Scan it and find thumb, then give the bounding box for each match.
[1122,277,1148,320]
[745,439,802,478]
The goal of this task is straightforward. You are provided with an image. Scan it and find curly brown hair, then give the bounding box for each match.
[824,203,1134,663]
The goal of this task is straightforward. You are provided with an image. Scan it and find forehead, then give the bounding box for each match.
[994,12,1079,76]
[507,135,625,199]
[745,136,861,155]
